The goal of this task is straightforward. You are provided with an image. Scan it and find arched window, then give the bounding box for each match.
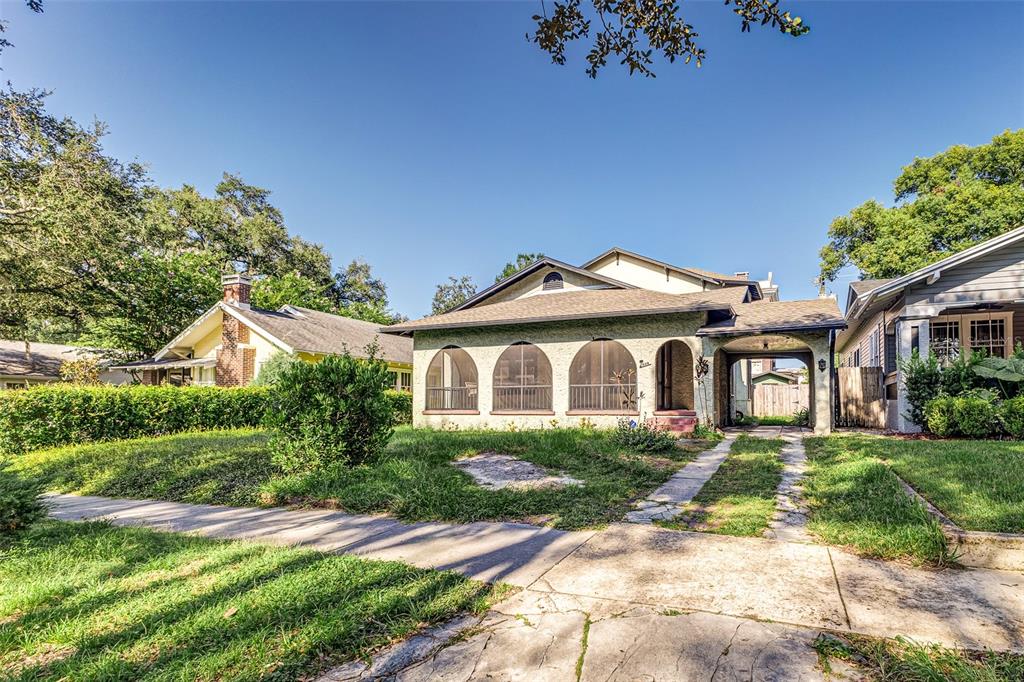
[569,339,638,413]
[542,272,564,290]
[425,346,478,411]
[493,342,553,412]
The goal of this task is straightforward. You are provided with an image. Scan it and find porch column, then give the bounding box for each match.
[896,318,922,433]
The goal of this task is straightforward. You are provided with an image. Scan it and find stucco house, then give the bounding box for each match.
[116,274,413,389]
[838,224,1024,432]
[383,249,844,434]
[0,340,130,389]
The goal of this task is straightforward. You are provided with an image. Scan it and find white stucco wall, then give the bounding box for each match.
[412,314,711,430]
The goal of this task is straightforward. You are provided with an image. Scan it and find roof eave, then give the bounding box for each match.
[697,321,847,337]
[383,303,736,334]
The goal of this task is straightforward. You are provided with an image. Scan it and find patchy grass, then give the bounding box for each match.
[814,632,1024,682]
[658,435,784,537]
[803,437,950,565]
[825,436,1023,534]
[0,521,499,681]
[13,430,274,507]
[14,427,709,530]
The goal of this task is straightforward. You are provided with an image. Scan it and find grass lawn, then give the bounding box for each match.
[0,521,500,681]
[814,632,1024,682]
[816,436,1023,534]
[803,437,950,565]
[14,427,709,530]
[657,435,784,537]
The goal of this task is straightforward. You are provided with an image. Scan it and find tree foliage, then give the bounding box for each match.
[819,130,1024,284]
[0,87,406,356]
[0,0,43,58]
[0,86,148,340]
[495,252,544,283]
[432,275,478,315]
[529,0,808,78]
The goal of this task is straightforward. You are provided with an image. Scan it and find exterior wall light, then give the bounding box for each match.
[817,359,827,372]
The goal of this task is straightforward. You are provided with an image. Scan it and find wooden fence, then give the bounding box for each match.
[752,383,809,417]
[837,366,886,428]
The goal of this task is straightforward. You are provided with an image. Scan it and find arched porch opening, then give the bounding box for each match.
[654,340,694,411]
[712,334,818,430]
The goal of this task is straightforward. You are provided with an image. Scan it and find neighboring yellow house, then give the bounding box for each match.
[115,274,413,389]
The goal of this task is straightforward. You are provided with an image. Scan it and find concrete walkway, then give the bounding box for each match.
[624,433,736,523]
[44,492,1024,656]
[765,432,812,543]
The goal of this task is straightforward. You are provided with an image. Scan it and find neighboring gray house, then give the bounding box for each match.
[0,340,130,389]
[837,224,1024,432]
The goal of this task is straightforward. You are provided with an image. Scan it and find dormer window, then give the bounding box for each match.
[542,272,564,290]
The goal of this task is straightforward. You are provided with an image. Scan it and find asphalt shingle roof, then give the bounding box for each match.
[383,287,750,334]
[0,340,101,379]
[696,298,846,336]
[849,279,895,297]
[239,306,413,364]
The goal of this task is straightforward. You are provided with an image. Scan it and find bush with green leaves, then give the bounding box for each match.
[952,393,998,439]
[614,419,677,453]
[0,462,44,536]
[939,351,986,397]
[252,351,303,386]
[924,396,958,438]
[385,390,413,425]
[0,385,271,455]
[998,396,1024,439]
[898,349,941,427]
[265,352,394,472]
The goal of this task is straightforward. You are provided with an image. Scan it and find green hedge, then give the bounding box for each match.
[0,385,416,455]
[0,385,271,455]
[386,390,413,425]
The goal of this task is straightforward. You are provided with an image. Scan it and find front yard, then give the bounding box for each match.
[13,426,708,530]
[0,521,499,681]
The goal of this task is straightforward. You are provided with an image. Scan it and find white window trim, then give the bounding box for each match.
[932,312,1014,359]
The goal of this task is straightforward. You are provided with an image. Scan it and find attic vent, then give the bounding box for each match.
[543,272,564,290]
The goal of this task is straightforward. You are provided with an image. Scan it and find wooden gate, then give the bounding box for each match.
[837,367,886,428]
[752,383,809,417]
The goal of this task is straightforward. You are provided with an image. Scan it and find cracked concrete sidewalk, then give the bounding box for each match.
[45,492,1024,679]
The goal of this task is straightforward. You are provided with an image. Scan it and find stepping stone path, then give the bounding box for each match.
[624,434,737,523]
[765,431,813,543]
[452,452,583,491]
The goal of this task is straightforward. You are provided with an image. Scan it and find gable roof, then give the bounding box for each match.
[848,278,895,298]
[242,306,412,364]
[845,223,1024,321]
[0,340,105,379]
[383,286,750,334]
[155,303,412,365]
[696,298,846,336]
[582,247,763,299]
[452,256,636,311]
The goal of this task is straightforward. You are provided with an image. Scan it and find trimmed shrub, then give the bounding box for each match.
[0,462,44,535]
[952,395,997,439]
[615,419,677,452]
[924,396,957,437]
[252,351,302,386]
[998,396,1024,439]
[385,390,413,425]
[0,385,270,455]
[265,352,394,473]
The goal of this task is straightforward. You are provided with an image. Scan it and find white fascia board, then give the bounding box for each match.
[154,303,224,360]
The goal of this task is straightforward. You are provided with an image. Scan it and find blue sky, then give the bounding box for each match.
[3,1,1022,318]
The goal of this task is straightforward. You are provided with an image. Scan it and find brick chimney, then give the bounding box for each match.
[222,273,252,309]
[217,273,255,386]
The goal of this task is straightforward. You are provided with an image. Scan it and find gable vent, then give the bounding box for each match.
[542,272,564,290]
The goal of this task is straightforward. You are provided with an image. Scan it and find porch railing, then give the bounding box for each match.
[569,383,638,412]
[425,386,477,411]
[493,385,552,412]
